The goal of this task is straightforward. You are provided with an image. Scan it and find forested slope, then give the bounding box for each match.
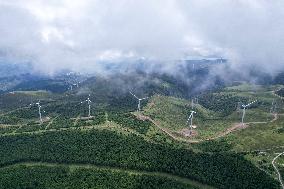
[0,129,278,189]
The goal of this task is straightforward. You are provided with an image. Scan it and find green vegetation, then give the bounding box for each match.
[0,82,283,188]
[143,95,236,140]
[0,164,207,189]
[194,139,233,152]
[15,122,47,133]
[48,116,75,129]
[108,112,152,134]
[0,125,16,134]
[75,112,106,127]
[0,115,22,125]
[225,83,264,92]
[0,129,278,189]
[12,79,69,93]
[0,91,53,112]
[144,95,192,131]
[198,93,244,116]
[227,115,284,152]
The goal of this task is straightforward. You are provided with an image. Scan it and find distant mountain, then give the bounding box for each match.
[0,60,33,78]
[0,59,227,95]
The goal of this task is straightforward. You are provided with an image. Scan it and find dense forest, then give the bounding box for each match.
[198,93,247,116]
[0,130,277,189]
[12,79,69,93]
[108,112,152,134]
[0,164,199,189]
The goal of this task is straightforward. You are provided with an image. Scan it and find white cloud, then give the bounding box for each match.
[0,0,283,75]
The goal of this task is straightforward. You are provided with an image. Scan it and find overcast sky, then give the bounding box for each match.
[0,0,283,75]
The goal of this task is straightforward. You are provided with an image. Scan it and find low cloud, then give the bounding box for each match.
[0,0,283,75]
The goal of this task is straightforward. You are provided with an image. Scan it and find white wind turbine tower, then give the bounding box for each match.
[81,94,92,118]
[35,101,43,124]
[241,100,257,125]
[130,92,148,112]
[187,110,196,135]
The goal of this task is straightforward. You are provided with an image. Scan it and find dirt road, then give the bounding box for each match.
[272,152,284,189]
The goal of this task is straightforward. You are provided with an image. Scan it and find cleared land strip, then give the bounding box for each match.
[0,124,107,137]
[45,115,59,130]
[0,161,215,189]
[141,113,280,144]
[272,152,284,189]
[0,122,151,139]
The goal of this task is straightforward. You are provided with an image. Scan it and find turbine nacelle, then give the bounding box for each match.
[129,91,148,112]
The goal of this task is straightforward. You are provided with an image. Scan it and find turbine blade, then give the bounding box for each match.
[186,117,191,123]
[129,91,139,99]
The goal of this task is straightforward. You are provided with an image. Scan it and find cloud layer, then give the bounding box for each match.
[0,0,283,75]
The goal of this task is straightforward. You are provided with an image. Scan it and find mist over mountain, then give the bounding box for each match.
[1,0,284,101]
[0,0,284,78]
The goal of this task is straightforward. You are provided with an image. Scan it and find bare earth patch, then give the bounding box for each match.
[71,116,95,120]
[209,123,247,140]
[36,116,51,124]
[178,128,198,137]
[136,114,149,121]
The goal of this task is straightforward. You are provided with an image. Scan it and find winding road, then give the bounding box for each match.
[272,152,284,189]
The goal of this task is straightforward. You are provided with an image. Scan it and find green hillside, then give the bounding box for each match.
[0,82,283,188]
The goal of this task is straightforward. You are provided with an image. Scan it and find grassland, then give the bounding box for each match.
[143,84,283,143]
[226,115,284,152]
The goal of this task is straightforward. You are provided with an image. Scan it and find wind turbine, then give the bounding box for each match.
[73,82,80,88]
[187,111,196,135]
[241,100,257,125]
[129,92,148,112]
[70,82,79,91]
[81,94,92,118]
[35,101,43,124]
